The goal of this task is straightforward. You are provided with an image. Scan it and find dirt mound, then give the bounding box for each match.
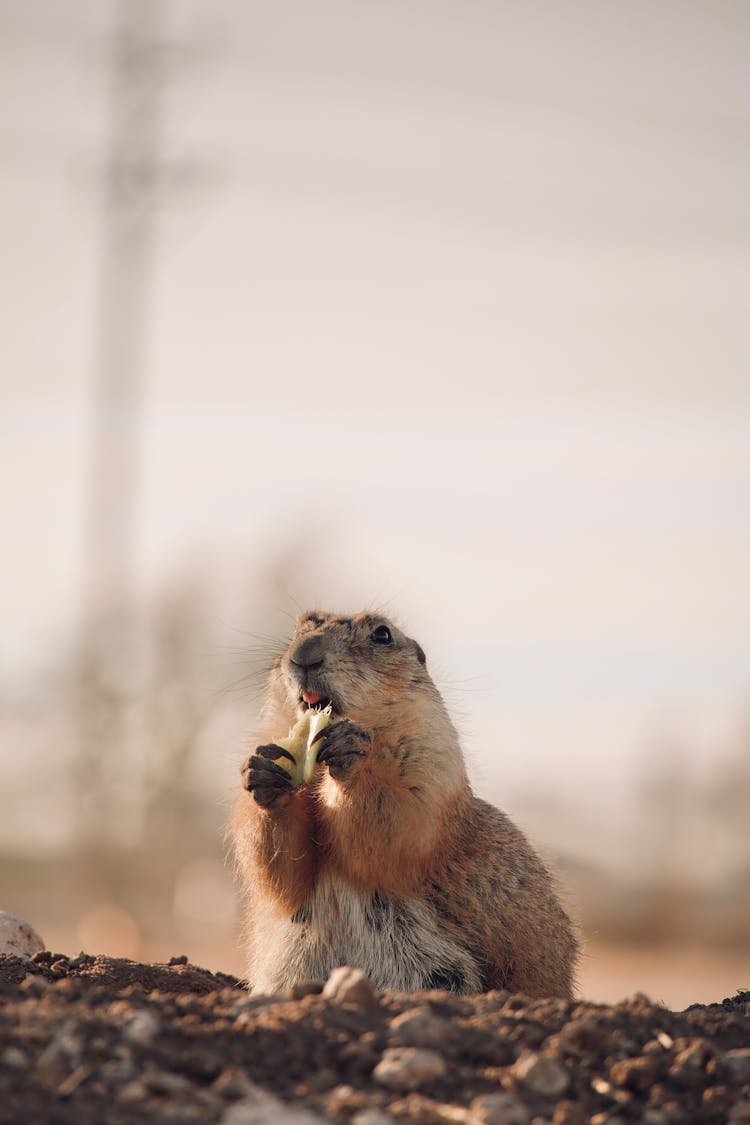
[1,951,749,1124]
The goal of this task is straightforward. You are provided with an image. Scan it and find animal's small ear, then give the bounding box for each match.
[414,641,426,665]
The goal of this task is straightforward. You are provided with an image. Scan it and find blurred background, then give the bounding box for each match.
[2,0,749,1010]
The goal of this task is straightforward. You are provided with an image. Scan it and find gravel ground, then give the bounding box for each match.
[1,952,749,1124]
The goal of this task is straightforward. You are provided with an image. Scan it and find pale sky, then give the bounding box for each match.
[2,1,750,861]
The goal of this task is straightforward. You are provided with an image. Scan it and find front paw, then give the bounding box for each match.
[241,746,294,808]
[312,719,370,782]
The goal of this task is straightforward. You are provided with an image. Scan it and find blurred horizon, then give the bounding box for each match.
[2,0,749,1007]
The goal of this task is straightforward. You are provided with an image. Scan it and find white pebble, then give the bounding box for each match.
[123,1009,161,1046]
[222,1099,325,1125]
[513,1052,569,1098]
[724,1047,750,1085]
[1,1047,28,1070]
[389,1006,453,1049]
[468,1093,530,1125]
[322,965,376,1005]
[0,912,44,959]
[373,1046,447,1090]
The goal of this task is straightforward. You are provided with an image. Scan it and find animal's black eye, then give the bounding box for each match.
[370,625,392,645]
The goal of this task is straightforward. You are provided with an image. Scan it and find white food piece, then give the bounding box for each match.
[273,707,331,787]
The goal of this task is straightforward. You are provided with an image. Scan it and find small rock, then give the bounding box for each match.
[306,1066,337,1093]
[222,1098,325,1124]
[556,1018,601,1055]
[322,965,376,1005]
[438,1104,470,1123]
[373,1047,447,1091]
[118,1079,149,1103]
[98,1058,137,1085]
[609,1055,660,1092]
[123,1009,161,1046]
[351,1112,397,1125]
[290,980,324,999]
[646,1083,670,1108]
[2,1047,28,1070]
[326,1084,361,1112]
[513,1052,569,1099]
[468,1093,530,1125]
[147,1070,194,1094]
[668,1039,713,1088]
[213,1067,265,1101]
[232,995,275,1022]
[389,1006,454,1049]
[552,1102,587,1125]
[503,995,529,1014]
[0,912,45,959]
[702,1085,734,1111]
[161,1105,213,1123]
[18,974,48,995]
[640,1112,668,1125]
[483,990,511,1006]
[195,1091,225,1111]
[391,1096,468,1124]
[723,1047,750,1085]
[729,1102,750,1123]
[36,1025,82,1081]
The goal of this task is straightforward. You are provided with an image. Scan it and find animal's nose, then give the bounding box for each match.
[289,635,325,669]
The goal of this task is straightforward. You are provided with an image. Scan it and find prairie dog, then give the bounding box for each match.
[231,610,579,996]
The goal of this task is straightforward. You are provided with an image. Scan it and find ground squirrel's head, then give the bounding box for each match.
[274,610,435,728]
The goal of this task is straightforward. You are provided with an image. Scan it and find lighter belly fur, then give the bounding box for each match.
[250,871,482,994]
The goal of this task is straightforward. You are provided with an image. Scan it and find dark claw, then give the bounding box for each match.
[248,756,292,781]
[313,719,370,780]
[256,742,296,764]
[311,726,329,746]
[243,753,293,808]
[316,743,366,766]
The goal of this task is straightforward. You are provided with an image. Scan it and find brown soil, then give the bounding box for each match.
[1,951,749,1124]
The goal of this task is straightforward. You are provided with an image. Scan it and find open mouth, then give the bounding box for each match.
[299,689,336,714]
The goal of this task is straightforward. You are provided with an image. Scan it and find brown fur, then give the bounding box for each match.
[231,610,579,997]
